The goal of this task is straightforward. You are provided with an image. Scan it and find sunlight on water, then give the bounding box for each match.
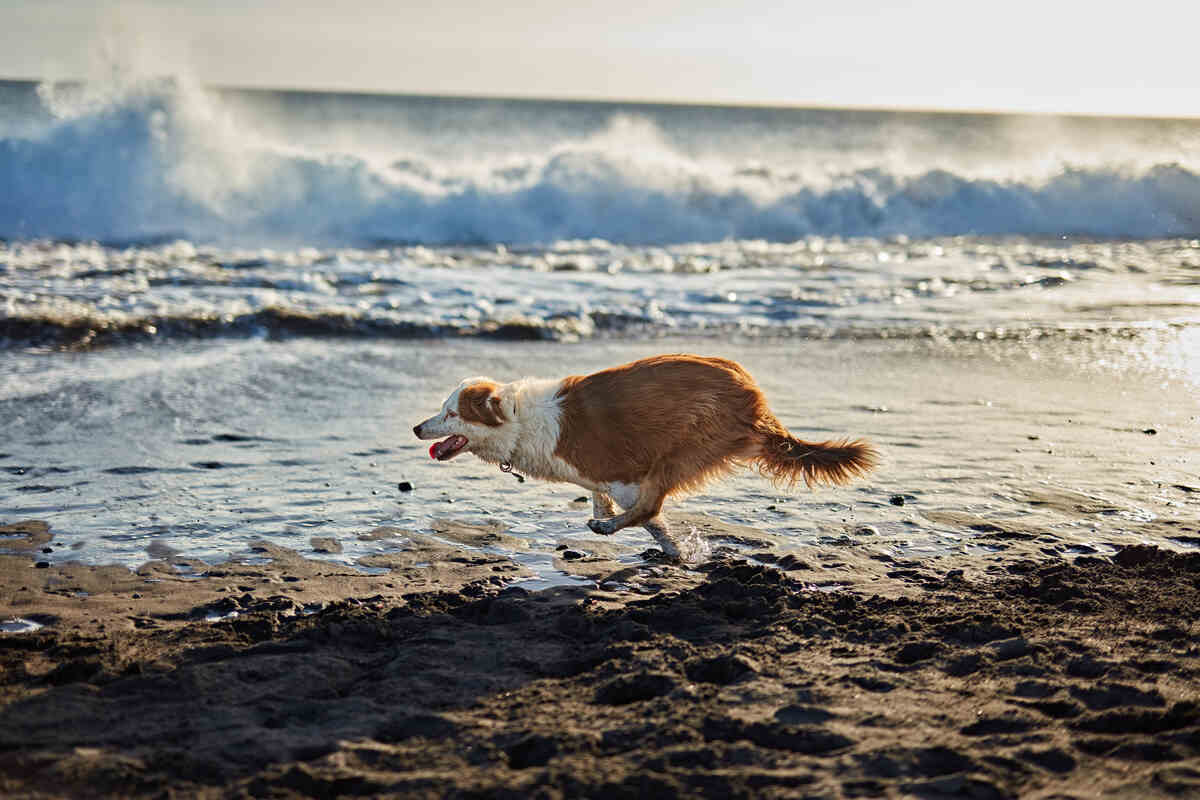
[1166,326,1200,389]
[0,618,44,634]
[2,237,1197,350]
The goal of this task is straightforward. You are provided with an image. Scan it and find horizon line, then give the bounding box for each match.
[2,73,1198,123]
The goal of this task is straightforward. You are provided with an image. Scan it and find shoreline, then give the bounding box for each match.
[3,516,1200,798]
[4,333,1197,578]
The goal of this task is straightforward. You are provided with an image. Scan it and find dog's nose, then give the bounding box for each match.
[412,424,422,437]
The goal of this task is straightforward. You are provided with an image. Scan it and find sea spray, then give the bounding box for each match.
[1,79,1198,245]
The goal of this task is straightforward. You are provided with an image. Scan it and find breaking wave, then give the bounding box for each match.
[1,79,1198,245]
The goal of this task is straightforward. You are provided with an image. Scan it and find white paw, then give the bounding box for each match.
[587,518,616,536]
[655,543,681,560]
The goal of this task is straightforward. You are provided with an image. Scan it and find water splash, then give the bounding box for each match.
[1,78,1199,245]
[675,526,714,565]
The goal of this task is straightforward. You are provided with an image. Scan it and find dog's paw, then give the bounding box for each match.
[593,502,618,518]
[641,547,681,563]
[587,518,617,536]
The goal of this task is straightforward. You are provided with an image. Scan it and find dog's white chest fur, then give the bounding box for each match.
[604,481,640,508]
[474,378,599,490]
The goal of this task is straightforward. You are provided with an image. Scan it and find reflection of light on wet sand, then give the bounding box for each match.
[1167,327,1200,388]
[1042,326,1200,390]
[1109,325,1200,390]
[1,618,44,634]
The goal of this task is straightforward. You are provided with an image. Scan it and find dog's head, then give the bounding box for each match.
[413,378,511,461]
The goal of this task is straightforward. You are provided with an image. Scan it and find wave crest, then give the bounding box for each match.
[1,80,1197,244]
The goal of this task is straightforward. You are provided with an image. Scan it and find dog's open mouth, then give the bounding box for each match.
[429,435,468,461]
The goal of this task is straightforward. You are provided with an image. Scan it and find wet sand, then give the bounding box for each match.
[4,515,1200,799]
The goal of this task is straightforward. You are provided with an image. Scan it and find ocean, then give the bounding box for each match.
[1,77,1198,585]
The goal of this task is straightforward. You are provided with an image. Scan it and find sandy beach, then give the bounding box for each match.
[3,503,1200,799]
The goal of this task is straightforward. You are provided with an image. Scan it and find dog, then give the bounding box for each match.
[413,354,877,558]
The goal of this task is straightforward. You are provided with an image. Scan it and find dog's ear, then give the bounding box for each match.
[458,382,506,426]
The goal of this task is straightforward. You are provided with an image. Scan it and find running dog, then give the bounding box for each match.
[413,354,877,557]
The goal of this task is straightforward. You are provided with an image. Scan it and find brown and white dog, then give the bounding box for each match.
[413,354,877,558]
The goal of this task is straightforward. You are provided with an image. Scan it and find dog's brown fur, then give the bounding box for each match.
[457,381,506,427]
[552,355,877,533]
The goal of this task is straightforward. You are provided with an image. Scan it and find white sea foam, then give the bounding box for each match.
[1,78,1198,245]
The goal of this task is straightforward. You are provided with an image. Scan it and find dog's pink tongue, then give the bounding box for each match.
[429,435,466,460]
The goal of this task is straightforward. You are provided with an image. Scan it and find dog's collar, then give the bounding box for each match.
[499,460,526,484]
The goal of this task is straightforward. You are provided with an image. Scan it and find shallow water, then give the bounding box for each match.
[0,618,44,633]
[3,237,1198,348]
[2,334,1196,585]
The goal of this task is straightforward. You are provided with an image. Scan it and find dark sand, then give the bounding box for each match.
[3,518,1200,799]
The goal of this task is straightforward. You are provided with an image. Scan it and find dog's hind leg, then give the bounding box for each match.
[642,516,680,559]
[586,484,683,559]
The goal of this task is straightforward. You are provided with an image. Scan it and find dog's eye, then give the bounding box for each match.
[446,410,458,418]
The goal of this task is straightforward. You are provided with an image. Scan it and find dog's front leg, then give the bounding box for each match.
[592,491,618,518]
[585,482,680,559]
[586,484,664,536]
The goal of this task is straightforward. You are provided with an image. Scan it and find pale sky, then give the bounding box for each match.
[1,0,1197,117]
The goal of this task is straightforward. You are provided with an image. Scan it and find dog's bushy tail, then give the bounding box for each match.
[754,428,878,488]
